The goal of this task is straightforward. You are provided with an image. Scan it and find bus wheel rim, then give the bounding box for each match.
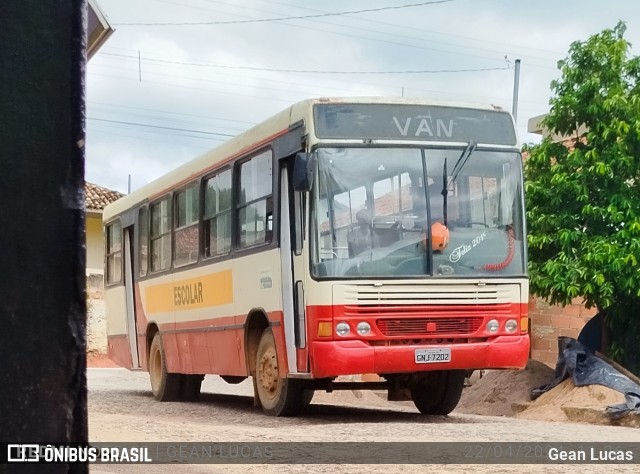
[258,347,278,400]
[150,346,161,391]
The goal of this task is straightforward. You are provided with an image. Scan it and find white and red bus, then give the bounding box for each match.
[103,97,529,416]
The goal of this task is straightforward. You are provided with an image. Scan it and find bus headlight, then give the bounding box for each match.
[336,322,350,337]
[505,319,518,333]
[356,321,371,336]
[486,319,499,333]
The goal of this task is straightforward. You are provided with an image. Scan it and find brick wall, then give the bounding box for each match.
[528,297,597,366]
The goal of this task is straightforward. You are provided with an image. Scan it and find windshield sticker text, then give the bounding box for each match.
[449,231,487,263]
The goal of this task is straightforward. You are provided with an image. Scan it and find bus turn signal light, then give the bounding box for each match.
[317,322,332,337]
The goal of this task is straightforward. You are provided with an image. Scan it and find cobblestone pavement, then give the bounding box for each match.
[88,368,640,474]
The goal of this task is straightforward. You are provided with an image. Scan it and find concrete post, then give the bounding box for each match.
[0,0,88,470]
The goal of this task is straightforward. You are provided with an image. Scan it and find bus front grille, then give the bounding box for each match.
[376,317,483,337]
[334,282,521,306]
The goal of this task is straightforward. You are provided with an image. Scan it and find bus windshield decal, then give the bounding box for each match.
[314,104,517,145]
[449,230,487,263]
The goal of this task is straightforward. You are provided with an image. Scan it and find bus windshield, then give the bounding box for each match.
[311,147,525,278]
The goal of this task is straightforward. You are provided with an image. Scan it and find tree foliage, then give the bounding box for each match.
[525,22,640,370]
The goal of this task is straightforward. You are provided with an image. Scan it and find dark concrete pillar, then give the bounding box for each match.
[0,0,88,470]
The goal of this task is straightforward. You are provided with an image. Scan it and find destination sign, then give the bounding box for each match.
[313,104,517,145]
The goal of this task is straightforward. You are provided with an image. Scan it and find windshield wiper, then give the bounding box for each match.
[450,141,477,186]
[441,141,477,226]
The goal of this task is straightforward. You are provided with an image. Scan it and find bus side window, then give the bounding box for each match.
[204,169,232,257]
[150,198,171,272]
[174,182,199,267]
[237,150,273,249]
[138,206,148,277]
[106,221,122,285]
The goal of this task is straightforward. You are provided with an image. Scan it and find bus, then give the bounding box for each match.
[103,97,530,416]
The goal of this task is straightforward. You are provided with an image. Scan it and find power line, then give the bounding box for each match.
[146,0,563,66]
[99,52,510,75]
[89,60,358,96]
[89,100,255,126]
[135,0,554,67]
[260,0,566,59]
[88,117,237,138]
[88,126,222,145]
[114,0,455,26]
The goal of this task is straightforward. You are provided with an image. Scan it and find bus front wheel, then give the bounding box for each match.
[149,333,181,401]
[410,370,465,415]
[255,328,303,416]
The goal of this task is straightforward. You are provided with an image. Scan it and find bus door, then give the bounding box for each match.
[280,165,308,374]
[123,226,141,369]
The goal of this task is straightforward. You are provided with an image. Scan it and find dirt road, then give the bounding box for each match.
[88,368,640,474]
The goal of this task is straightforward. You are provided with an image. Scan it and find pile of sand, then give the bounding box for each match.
[456,359,639,427]
[456,360,555,417]
[515,378,628,424]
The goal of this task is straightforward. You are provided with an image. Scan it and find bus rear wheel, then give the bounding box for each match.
[255,328,303,416]
[149,333,181,401]
[410,370,465,415]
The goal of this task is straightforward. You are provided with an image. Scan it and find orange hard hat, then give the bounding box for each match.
[431,222,450,252]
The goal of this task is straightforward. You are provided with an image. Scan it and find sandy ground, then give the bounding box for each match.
[87,367,640,474]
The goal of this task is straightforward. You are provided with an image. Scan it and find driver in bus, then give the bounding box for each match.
[347,208,373,257]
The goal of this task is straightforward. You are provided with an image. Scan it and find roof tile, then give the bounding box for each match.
[85,182,124,211]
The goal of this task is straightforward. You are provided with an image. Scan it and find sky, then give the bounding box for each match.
[87,0,640,194]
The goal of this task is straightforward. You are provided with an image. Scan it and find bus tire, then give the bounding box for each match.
[255,328,302,416]
[301,389,314,407]
[410,370,465,415]
[149,333,181,402]
[180,374,204,401]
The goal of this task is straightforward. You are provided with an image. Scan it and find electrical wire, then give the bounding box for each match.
[88,117,237,138]
[115,0,455,26]
[99,52,510,75]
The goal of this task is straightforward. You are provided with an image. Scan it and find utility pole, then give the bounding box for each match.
[512,59,521,124]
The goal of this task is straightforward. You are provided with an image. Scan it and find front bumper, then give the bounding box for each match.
[309,335,530,378]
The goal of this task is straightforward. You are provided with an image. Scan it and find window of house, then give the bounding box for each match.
[204,169,232,257]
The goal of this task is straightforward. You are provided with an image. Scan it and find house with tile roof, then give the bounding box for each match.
[85,182,124,290]
[85,182,123,354]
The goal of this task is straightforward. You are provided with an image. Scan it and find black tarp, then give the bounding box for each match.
[531,337,640,419]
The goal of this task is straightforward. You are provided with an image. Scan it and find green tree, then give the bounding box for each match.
[525,21,640,373]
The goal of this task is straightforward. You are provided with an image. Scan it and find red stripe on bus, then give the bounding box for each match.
[108,310,289,376]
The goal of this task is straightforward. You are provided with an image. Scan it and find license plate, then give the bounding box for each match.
[415,348,451,364]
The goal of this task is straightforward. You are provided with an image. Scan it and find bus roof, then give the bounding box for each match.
[103,97,509,221]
